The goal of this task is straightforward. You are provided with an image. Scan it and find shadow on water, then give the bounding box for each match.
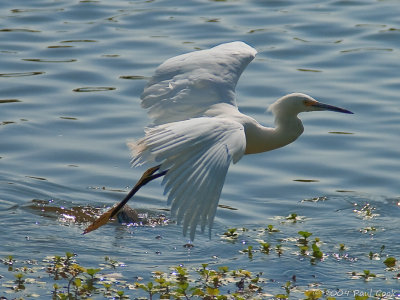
[22,198,171,229]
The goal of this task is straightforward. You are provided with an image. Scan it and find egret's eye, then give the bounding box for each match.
[303,99,316,107]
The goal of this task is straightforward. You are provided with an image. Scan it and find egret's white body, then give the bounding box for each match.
[124,42,352,240]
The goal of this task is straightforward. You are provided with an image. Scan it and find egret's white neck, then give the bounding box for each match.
[244,113,304,155]
[203,103,305,155]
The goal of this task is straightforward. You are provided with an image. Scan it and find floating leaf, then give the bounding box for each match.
[298,231,312,239]
[383,257,396,268]
[86,268,101,276]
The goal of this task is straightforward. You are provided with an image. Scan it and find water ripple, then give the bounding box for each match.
[72,86,116,92]
[0,99,22,104]
[22,58,77,63]
[0,71,45,77]
[0,28,40,32]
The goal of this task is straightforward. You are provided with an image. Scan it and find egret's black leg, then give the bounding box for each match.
[83,165,168,234]
[109,165,167,219]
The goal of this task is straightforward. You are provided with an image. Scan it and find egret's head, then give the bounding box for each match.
[268,93,353,116]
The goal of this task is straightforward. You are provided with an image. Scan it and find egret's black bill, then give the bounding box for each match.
[313,102,353,114]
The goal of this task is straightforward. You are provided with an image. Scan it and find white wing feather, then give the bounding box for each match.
[128,117,246,240]
[141,41,257,125]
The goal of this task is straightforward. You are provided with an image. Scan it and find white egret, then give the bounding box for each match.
[84,41,353,240]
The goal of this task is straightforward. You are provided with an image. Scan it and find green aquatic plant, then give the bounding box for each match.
[274,294,289,299]
[14,273,25,291]
[134,264,267,299]
[361,269,376,279]
[299,245,309,256]
[383,257,396,268]
[283,280,293,296]
[259,242,271,254]
[223,227,239,239]
[103,256,121,269]
[298,231,313,245]
[1,223,399,299]
[312,243,323,259]
[339,243,346,251]
[266,224,279,233]
[275,244,283,256]
[274,280,293,299]
[296,234,324,263]
[241,245,254,259]
[368,244,386,260]
[350,269,377,281]
[42,252,129,298]
[286,213,299,222]
[304,289,323,299]
[3,255,15,271]
[298,231,312,239]
[135,281,157,299]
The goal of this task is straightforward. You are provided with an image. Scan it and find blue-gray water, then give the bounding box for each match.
[1,0,399,298]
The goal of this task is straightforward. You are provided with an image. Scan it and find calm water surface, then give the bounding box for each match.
[1,0,399,298]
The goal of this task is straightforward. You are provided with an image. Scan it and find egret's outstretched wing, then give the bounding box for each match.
[128,117,246,240]
[141,42,257,125]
